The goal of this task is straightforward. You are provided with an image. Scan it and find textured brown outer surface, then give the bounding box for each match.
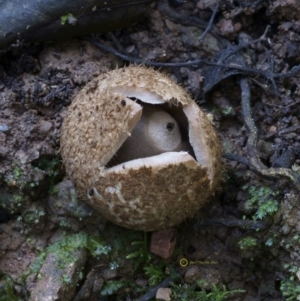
[88,158,210,230]
[95,66,191,106]
[60,66,222,231]
[61,87,135,194]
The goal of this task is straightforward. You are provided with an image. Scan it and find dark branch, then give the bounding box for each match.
[134,277,172,301]
[195,218,270,230]
[85,36,300,96]
[220,25,270,62]
[240,77,300,191]
[198,2,220,44]
[223,153,250,166]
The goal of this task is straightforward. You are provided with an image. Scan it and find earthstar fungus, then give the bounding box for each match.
[60,66,222,231]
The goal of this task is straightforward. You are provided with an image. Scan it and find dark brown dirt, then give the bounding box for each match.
[1,0,300,300]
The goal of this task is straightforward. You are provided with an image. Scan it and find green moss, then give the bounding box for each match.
[13,167,23,179]
[144,263,166,286]
[126,232,151,267]
[60,13,76,25]
[22,206,45,226]
[170,282,245,301]
[100,278,146,297]
[32,157,62,194]
[243,184,279,220]
[280,279,300,301]
[100,280,125,296]
[26,232,112,277]
[0,274,22,301]
[238,236,257,250]
[0,192,28,214]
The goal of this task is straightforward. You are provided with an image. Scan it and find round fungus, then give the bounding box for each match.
[60,66,222,231]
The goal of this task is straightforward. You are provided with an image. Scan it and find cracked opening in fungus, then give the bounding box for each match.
[108,99,195,167]
[104,85,215,179]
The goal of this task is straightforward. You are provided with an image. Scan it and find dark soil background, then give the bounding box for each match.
[1,0,300,300]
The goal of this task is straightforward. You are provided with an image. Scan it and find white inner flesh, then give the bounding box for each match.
[116,104,183,163]
[108,152,198,174]
[109,88,213,182]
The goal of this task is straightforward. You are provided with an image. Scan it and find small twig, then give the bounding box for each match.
[134,268,184,301]
[157,0,221,41]
[273,64,300,78]
[195,218,270,230]
[85,36,205,67]
[266,51,280,96]
[278,125,300,136]
[107,32,126,53]
[262,99,300,109]
[223,153,250,166]
[198,1,220,44]
[85,36,300,94]
[220,25,270,62]
[134,277,172,301]
[240,77,300,191]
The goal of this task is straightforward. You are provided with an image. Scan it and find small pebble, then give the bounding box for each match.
[0,124,8,132]
[156,288,171,301]
[150,228,177,259]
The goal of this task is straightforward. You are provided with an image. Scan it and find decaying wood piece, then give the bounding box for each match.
[0,0,152,49]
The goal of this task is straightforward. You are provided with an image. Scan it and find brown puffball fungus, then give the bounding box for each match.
[60,66,222,231]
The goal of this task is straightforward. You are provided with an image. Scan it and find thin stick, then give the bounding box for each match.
[134,277,172,301]
[220,25,270,62]
[240,77,300,191]
[85,36,300,96]
[198,1,220,44]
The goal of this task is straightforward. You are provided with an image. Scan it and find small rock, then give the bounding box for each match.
[32,167,46,183]
[257,140,274,157]
[156,287,172,301]
[217,19,235,36]
[269,125,277,133]
[150,228,176,259]
[165,19,177,32]
[274,138,282,144]
[28,233,87,301]
[297,268,300,282]
[199,267,221,290]
[286,133,298,140]
[291,116,299,125]
[0,132,6,142]
[0,124,9,132]
[212,95,235,117]
[38,120,53,137]
[0,146,8,156]
[15,149,40,164]
[273,148,295,168]
[73,270,104,301]
[184,266,200,283]
[135,278,148,287]
[102,269,117,280]
[281,224,290,235]
[234,22,242,32]
[47,180,107,232]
